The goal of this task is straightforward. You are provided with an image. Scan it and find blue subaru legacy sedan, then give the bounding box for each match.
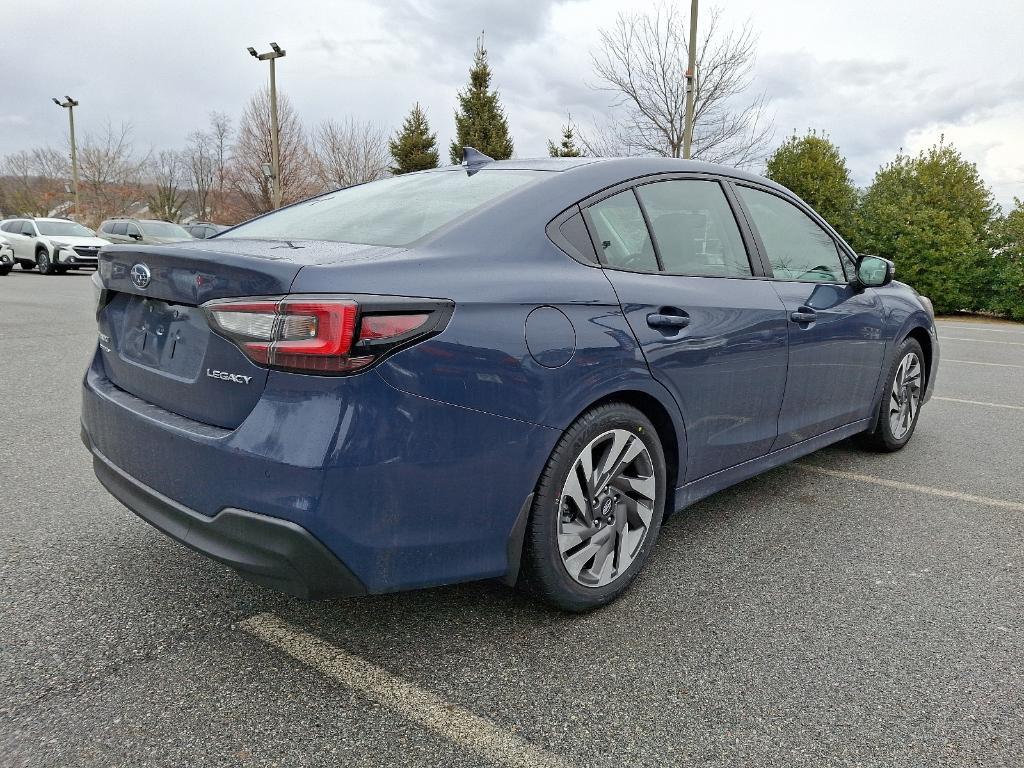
[81,154,939,611]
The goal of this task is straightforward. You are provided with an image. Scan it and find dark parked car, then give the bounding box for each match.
[81,154,938,611]
[184,222,228,239]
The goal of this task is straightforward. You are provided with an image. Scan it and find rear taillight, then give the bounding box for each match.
[203,295,453,375]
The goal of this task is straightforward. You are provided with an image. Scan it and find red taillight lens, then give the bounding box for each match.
[203,296,450,375]
[358,313,429,341]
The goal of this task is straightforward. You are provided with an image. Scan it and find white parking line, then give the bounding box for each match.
[944,359,1024,369]
[939,336,1024,346]
[240,613,574,768]
[933,396,1024,410]
[794,464,1024,512]
[937,322,1024,335]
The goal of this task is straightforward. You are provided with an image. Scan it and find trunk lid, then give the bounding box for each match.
[95,239,402,429]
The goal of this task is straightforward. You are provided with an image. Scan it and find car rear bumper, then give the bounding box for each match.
[81,348,558,596]
[84,428,366,598]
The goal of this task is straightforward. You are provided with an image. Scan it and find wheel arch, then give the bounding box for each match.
[571,388,683,516]
[903,325,932,391]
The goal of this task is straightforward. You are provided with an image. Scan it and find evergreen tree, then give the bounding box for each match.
[765,131,858,238]
[854,138,997,314]
[548,123,583,157]
[989,198,1024,320]
[449,41,514,163]
[389,103,439,175]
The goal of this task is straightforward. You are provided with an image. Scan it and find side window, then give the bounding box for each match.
[21,221,36,236]
[99,221,112,233]
[0,221,14,233]
[556,211,597,263]
[112,223,128,236]
[586,190,658,272]
[737,186,845,282]
[636,180,751,277]
[126,223,142,238]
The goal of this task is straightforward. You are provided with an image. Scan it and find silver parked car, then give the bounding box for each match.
[98,218,194,245]
[0,217,109,274]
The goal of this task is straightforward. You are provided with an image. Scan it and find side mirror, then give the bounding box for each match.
[853,254,894,289]
[128,231,143,241]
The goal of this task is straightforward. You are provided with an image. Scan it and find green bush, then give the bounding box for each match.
[988,199,1024,320]
[765,131,858,240]
[852,140,997,314]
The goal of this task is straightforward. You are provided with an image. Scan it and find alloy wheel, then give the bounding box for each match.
[557,428,657,588]
[888,352,922,440]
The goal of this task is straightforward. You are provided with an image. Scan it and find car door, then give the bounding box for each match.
[107,222,129,244]
[584,177,790,482]
[125,222,144,243]
[733,184,886,449]
[19,220,40,259]
[1,221,25,259]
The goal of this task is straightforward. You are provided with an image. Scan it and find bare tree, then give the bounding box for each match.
[0,148,69,216]
[147,150,188,222]
[591,3,772,166]
[228,89,314,217]
[311,118,390,190]
[77,121,149,222]
[185,130,215,220]
[208,112,233,221]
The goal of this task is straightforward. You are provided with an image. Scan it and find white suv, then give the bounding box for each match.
[0,217,110,274]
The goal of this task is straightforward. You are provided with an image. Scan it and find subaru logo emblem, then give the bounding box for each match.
[130,263,151,289]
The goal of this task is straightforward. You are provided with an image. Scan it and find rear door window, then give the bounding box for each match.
[636,180,752,277]
[737,186,845,283]
[586,190,658,272]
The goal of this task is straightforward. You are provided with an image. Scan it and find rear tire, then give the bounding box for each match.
[36,249,56,275]
[858,337,925,452]
[520,403,667,612]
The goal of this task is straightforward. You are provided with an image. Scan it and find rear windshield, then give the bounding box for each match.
[227,170,542,246]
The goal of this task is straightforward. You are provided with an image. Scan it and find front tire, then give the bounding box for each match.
[859,337,925,452]
[520,403,667,612]
[36,249,56,275]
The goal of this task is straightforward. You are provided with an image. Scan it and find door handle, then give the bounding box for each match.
[647,312,690,330]
[789,309,817,324]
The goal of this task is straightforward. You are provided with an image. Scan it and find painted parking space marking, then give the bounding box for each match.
[936,322,1024,335]
[933,396,1024,411]
[944,359,1024,369]
[240,613,574,768]
[938,336,1024,346]
[794,464,1024,512]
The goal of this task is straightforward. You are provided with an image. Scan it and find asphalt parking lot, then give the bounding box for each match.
[2,269,1023,768]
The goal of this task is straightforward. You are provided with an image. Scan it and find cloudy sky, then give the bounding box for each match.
[4,0,1023,206]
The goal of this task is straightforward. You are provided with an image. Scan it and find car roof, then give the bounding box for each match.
[424,156,791,197]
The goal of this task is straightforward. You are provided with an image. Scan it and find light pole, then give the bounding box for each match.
[52,96,81,219]
[682,0,698,159]
[248,42,286,209]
